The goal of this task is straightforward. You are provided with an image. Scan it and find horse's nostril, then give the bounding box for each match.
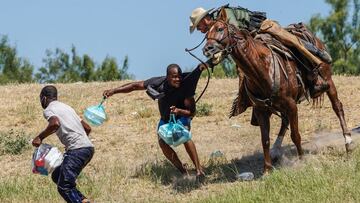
[203,45,214,53]
[203,46,212,57]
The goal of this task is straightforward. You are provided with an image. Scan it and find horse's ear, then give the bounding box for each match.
[218,7,228,22]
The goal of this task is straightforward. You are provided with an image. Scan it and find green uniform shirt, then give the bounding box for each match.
[212,5,266,31]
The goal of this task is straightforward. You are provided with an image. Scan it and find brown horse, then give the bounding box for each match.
[203,9,353,173]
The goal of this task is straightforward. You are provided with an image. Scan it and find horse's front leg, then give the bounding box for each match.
[254,107,272,174]
[325,77,354,152]
[271,113,289,160]
[286,100,304,158]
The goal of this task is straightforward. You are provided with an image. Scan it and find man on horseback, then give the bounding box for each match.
[201,7,354,172]
[189,5,332,98]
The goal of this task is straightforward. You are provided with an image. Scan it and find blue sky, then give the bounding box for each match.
[0,0,330,80]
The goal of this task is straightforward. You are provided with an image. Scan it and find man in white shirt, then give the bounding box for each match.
[32,85,94,203]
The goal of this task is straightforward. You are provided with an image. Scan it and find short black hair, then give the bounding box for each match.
[40,85,58,99]
[166,64,182,76]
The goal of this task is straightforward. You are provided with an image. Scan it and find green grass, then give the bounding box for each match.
[0,129,30,155]
[196,103,213,117]
[0,174,105,202]
[3,149,360,202]
[1,77,359,202]
[0,164,126,203]
[0,175,60,202]
[198,149,360,203]
[137,106,155,118]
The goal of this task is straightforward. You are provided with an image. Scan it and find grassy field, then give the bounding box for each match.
[0,76,360,202]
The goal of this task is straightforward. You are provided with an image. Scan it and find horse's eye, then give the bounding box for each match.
[217,27,224,32]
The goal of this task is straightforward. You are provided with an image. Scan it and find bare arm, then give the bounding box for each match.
[32,116,60,147]
[81,120,91,136]
[170,97,196,118]
[103,81,145,98]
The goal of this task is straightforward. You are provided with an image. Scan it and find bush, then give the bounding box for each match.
[137,107,154,118]
[0,129,30,155]
[196,103,213,117]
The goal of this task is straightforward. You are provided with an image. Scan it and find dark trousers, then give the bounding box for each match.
[51,147,94,203]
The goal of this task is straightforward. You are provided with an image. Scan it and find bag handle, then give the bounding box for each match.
[169,113,176,124]
[98,96,106,107]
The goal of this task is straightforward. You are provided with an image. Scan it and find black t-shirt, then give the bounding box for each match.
[143,67,202,121]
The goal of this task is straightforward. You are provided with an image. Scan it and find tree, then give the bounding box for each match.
[35,48,70,83]
[36,45,132,83]
[309,0,360,75]
[0,36,34,84]
[80,54,95,82]
[95,55,134,81]
[35,45,96,83]
[118,55,134,80]
[96,56,121,81]
[221,57,238,78]
[201,57,238,79]
[60,46,81,82]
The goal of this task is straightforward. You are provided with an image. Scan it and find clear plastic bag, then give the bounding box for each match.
[32,144,63,176]
[158,114,192,147]
[84,97,107,126]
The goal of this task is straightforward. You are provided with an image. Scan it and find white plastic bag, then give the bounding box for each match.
[32,144,63,176]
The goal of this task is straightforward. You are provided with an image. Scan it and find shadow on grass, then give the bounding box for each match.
[132,159,203,193]
[132,159,178,185]
[204,144,313,184]
[131,144,312,193]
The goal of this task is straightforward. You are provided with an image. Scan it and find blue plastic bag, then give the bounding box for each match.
[84,97,107,126]
[158,114,192,147]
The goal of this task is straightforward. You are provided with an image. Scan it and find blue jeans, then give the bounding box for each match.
[51,147,94,203]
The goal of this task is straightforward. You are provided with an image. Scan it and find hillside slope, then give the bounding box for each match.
[0,76,359,202]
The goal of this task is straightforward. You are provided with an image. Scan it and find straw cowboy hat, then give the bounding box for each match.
[189,7,214,34]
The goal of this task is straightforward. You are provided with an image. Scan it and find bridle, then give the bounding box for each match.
[205,20,240,58]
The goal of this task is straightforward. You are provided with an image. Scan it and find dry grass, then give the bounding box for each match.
[0,76,359,202]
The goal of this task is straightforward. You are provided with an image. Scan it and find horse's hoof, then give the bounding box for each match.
[262,165,275,176]
[262,170,271,177]
[345,141,356,153]
[270,147,283,161]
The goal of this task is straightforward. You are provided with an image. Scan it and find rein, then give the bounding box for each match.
[185,38,211,103]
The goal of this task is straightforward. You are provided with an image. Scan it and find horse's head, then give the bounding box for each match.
[202,8,231,65]
[203,8,248,65]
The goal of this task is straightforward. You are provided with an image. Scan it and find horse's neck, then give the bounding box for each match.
[231,35,273,92]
